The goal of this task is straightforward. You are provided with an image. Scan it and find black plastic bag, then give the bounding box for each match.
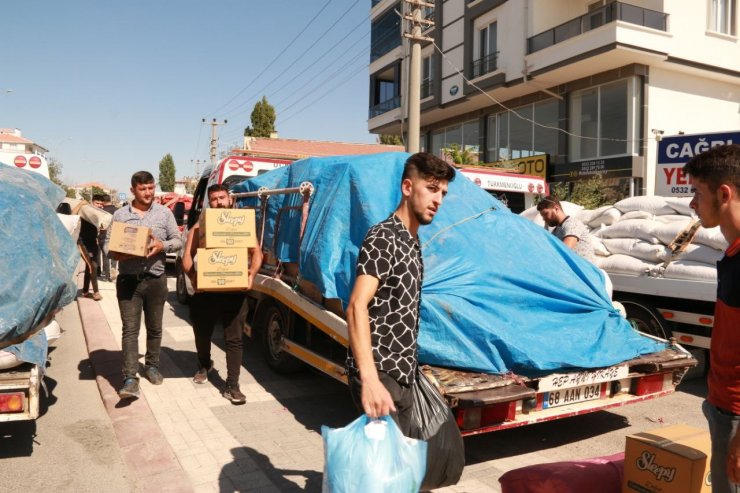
[408,370,465,490]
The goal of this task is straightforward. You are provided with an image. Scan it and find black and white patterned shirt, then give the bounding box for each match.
[347,214,423,385]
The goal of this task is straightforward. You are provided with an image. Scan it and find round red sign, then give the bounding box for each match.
[474,177,482,186]
[29,156,42,168]
[228,159,253,172]
[527,183,535,193]
[14,155,27,167]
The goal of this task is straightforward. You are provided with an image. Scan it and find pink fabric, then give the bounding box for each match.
[499,452,625,493]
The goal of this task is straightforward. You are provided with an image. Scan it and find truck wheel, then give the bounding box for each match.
[175,262,191,305]
[258,302,304,374]
[622,300,672,340]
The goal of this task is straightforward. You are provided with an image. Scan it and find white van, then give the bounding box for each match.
[459,167,548,214]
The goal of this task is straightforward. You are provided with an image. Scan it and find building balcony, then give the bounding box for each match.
[471,52,498,79]
[369,95,401,118]
[527,2,667,54]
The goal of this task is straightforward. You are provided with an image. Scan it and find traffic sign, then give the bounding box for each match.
[118,192,127,201]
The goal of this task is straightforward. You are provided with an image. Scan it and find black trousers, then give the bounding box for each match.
[82,245,99,293]
[116,274,168,378]
[348,370,414,436]
[189,292,246,387]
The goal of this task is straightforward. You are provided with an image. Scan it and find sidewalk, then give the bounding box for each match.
[79,277,502,493]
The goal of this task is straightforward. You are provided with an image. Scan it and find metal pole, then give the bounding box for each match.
[407,7,422,153]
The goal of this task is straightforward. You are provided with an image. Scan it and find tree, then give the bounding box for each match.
[81,185,106,202]
[244,96,276,138]
[550,174,626,209]
[159,154,176,192]
[48,156,76,197]
[442,144,476,165]
[379,134,403,146]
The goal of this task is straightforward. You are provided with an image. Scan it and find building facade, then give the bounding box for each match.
[368,0,740,195]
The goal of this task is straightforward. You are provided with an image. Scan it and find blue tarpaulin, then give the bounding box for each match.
[233,152,664,376]
[0,163,78,364]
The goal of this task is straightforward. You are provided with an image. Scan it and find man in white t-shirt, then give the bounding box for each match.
[537,195,595,262]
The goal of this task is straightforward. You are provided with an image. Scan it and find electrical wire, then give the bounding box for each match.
[222,0,363,121]
[205,0,334,118]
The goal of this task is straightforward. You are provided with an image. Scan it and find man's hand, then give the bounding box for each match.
[727,432,740,483]
[361,377,396,418]
[147,236,164,258]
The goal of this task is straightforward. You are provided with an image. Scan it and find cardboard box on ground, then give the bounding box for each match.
[196,208,256,291]
[623,424,711,493]
[108,222,151,257]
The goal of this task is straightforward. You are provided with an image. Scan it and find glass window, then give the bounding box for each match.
[509,106,534,159]
[709,0,737,35]
[463,120,479,157]
[533,100,559,157]
[497,112,510,160]
[422,55,434,98]
[486,100,561,162]
[569,78,638,161]
[486,115,497,161]
[431,130,444,157]
[445,125,462,150]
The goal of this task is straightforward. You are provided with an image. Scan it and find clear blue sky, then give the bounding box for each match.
[3,0,373,194]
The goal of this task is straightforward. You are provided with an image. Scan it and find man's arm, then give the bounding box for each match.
[147,208,183,258]
[561,236,579,249]
[346,274,396,418]
[182,224,200,287]
[247,246,263,290]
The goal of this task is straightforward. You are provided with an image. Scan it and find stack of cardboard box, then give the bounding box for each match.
[197,208,256,291]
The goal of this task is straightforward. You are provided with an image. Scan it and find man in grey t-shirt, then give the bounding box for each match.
[537,195,595,262]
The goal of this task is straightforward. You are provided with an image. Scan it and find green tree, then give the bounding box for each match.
[379,134,403,146]
[159,153,176,192]
[244,96,276,138]
[48,156,76,197]
[549,174,625,209]
[442,144,476,165]
[81,185,106,202]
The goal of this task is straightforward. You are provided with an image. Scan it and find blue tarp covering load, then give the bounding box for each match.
[0,163,78,361]
[233,153,664,376]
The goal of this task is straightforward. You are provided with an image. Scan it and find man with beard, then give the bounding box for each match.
[345,152,455,434]
[182,184,263,404]
[105,171,182,399]
[537,195,595,262]
[684,144,740,493]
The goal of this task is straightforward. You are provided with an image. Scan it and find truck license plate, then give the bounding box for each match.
[543,384,601,409]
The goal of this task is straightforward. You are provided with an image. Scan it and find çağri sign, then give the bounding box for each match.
[656,131,740,197]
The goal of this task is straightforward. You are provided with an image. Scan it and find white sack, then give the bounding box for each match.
[674,244,724,265]
[79,205,112,230]
[591,236,611,257]
[663,260,717,282]
[602,238,670,262]
[580,206,622,229]
[665,196,694,216]
[57,214,82,243]
[520,200,584,227]
[655,215,694,223]
[620,210,655,221]
[654,221,694,245]
[594,254,658,276]
[693,226,729,251]
[614,196,675,215]
[598,219,660,244]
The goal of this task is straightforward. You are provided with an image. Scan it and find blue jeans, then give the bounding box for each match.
[703,400,740,493]
[116,274,169,379]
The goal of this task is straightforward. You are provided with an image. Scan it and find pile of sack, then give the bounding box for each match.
[522,196,727,282]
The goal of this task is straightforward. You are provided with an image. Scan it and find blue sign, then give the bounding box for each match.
[656,130,740,196]
[118,192,127,201]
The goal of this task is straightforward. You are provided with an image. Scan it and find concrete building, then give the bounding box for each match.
[368,0,740,195]
[0,128,50,177]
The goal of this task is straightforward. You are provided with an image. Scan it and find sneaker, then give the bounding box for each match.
[118,378,140,399]
[141,366,164,385]
[223,386,246,405]
[82,292,94,299]
[92,292,103,301]
[193,362,213,384]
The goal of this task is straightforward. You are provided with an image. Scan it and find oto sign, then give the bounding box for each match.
[656,131,740,196]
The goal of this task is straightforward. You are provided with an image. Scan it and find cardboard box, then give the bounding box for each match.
[196,247,250,291]
[108,222,151,257]
[199,208,256,248]
[623,424,711,493]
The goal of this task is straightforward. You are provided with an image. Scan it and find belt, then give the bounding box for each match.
[120,272,162,281]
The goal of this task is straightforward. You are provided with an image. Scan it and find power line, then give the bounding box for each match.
[205,0,334,118]
[222,0,363,121]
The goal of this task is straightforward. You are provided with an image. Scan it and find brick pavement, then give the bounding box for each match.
[79,277,507,493]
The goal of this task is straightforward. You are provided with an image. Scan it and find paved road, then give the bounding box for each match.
[1,272,710,492]
[0,305,133,493]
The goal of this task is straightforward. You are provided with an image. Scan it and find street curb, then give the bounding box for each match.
[76,295,194,493]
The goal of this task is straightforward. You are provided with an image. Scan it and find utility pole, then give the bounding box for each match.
[191,159,206,177]
[403,0,435,153]
[203,118,228,167]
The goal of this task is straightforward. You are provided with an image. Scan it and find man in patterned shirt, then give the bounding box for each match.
[537,195,595,262]
[346,152,455,434]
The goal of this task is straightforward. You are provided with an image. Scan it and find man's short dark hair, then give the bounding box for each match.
[207,184,229,196]
[102,194,112,202]
[131,171,155,187]
[92,193,106,202]
[536,195,561,212]
[402,152,456,182]
[683,144,740,193]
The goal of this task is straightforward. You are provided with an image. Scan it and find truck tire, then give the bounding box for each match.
[621,300,673,340]
[258,301,304,374]
[175,261,191,305]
